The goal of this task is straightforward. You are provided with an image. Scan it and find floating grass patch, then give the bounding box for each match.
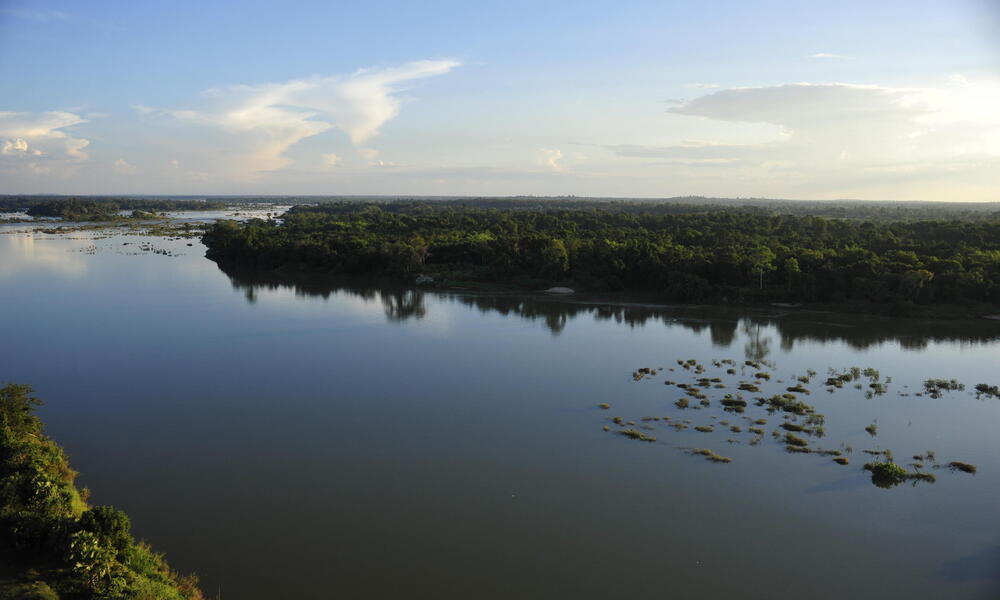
[923,378,964,398]
[784,433,809,447]
[738,382,760,392]
[730,425,742,433]
[786,445,812,453]
[753,418,767,425]
[781,422,806,432]
[719,394,747,409]
[974,383,1000,399]
[598,403,610,410]
[692,448,732,463]
[694,425,714,433]
[748,427,764,435]
[619,429,656,442]
[675,398,690,409]
[865,421,878,436]
[786,384,810,394]
[612,416,623,425]
[758,394,813,415]
[833,456,849,465]
[948,461,977,474]
[864,461,936,488]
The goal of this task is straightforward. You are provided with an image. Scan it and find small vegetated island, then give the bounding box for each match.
[0,384,202,600]
[201,199,1000,315]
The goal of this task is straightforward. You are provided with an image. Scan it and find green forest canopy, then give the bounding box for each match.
[201,200,1000,310]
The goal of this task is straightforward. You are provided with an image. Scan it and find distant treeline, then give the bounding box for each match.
[1,197,227,220]
[0,384,202,599]
[5,195,1000,221]
[201,201,1000,311]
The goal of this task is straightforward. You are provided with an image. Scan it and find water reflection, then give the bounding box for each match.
[221,266,1000,352]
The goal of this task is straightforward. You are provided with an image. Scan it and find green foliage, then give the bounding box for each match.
[0,384,202,599]
[201,201,1000,306]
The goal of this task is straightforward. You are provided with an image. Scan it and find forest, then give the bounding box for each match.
[0,384,202,600]
[201,200,1000,314]
[1,197,227,221]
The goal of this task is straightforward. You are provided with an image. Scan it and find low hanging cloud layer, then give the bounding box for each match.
[611,81,1000,194]
[144,59,459,179]
[0,111,90,176]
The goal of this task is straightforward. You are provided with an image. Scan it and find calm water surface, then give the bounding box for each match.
[1,224,999,599]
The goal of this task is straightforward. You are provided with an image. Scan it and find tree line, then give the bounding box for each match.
[201,201,1000,311]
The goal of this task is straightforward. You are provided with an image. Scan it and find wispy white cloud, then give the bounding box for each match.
[608,80,1000,195]
[0,7,122,31]
[809,53,845,59]
[539,148,565,172]
[113,158,136,174]
[0,111,89,176]
[144,59,459,180]
[683,83,719,89]
[321,153,341,168]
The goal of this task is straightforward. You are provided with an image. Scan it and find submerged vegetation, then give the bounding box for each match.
[600,357,983,488]
[0,384,202,599]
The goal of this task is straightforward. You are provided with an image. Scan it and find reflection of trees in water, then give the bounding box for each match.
[742,321,772,362]
[219,265,1000,351]
[382,290,426,321]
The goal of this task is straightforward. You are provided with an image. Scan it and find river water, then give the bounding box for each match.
[1,220,998,599]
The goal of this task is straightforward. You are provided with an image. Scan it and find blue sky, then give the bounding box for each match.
[1,0,998,199]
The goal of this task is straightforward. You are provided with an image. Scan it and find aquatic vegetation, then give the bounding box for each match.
[923,378,965,398]
[613,416,624,425]
[864,461,936,488]
[720,394,747,409]
[974,383,1000,399]
[675,398,690,409]
[619,429,657,442]
[730,425,742,433]
[694,425,714,433]
[948,461,977,474]
[757,394,813,415]
[598,403,610,410]
[780,422,805,432]
[748,427,764,435]
[786,384,809,394]
[784,433,809,447]
[692,448,732,463]
[753,418,767,425]
[738,382,760,392]
[865,422,878,436]
[755,372,771,380]
[833,456,850,465]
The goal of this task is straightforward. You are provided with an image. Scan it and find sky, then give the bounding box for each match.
[1,0,999,200]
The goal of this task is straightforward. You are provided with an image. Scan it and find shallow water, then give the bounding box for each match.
[1,224,999,599]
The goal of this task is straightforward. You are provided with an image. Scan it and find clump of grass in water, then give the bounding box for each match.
[692,448,732,463]
[865,421,878,436]
[675,398,690,409]
[948,461,977,474]
[833,456,849,465]
[598,403,610,410]
[784,433,809,447]
[974,383,1000,399]
[864,461,936,488]
[619,429,656,442]
[694,425,714,433]
[923,378,964,399]
[781,422,806,432]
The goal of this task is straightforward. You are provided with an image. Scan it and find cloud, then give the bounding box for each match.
[321,153,341,168]
[539,149,565,172]
[0,111,89,176]
[809,53,845,59]
[683,83,719,89]
[113,158,136,174]
[149,59,459,180]
[610,81,1000,193]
